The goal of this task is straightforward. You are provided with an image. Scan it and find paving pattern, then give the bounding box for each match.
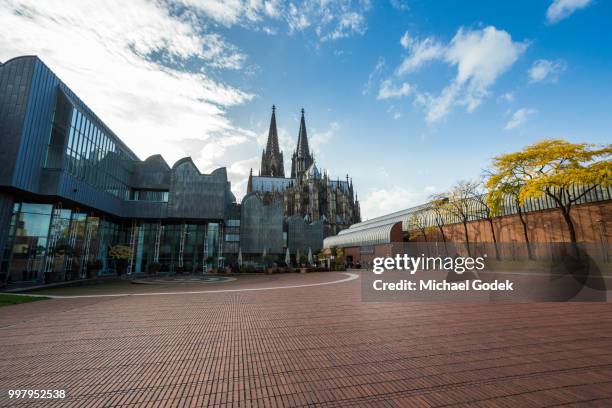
[1,271,612,407]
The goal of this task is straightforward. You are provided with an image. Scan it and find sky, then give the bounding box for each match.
[1,0,611,219]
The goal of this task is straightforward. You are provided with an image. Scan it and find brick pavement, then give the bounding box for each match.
[0,271,611,407]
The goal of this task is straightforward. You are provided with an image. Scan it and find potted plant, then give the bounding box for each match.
[87,259,103,279]
[299,253,309,273]
[223,255,235,274]
[44,270,55,284]
[263,254,276,274]
[148,262,161,275]
[109,244,131,276]
[45,242,73,284]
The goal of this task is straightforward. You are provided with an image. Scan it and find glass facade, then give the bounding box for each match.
[0,203,228,285]
[131,222,220,274]
[60,101,134,199]
[5,203,52,283]
[224,219,240,255]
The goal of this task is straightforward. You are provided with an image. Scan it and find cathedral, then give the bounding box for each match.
[247,106,361,236]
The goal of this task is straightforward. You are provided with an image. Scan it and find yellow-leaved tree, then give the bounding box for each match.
[486,139,611,244]
[408,212,431,242]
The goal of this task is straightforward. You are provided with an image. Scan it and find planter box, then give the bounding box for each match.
[44,271,57,284]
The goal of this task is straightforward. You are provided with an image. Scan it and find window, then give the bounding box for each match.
[226,219,240,227]
[129,190,169,202]
[63,107,134,199]
[45,92,71,169]
[225,234,240,242]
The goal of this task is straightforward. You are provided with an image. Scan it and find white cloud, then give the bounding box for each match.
[264,0,282,18]
[0,0,259,195]
[546,0,592,24]
[414,82,460,123]
[176,0,248,26]
[395,26,528,123]
[445,27,528,111]
[498,92,515,103]
[504,108,537,130]
[287,2,310,31]
[227,156,260,199]
[153,1,371,43]
[320,11,367,42]
[361,186,434,219]
[400,31,411,49]
[311,122,340,153]
[397,36,445,75]
[377,79,412,100]
[528,59,567,83]
[390,0,409,11]
[199,0,372,42]
[363,57,385,95]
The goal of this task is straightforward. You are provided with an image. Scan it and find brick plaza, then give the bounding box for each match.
[1,271,611,407]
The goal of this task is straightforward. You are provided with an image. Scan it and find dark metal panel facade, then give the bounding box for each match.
[287,216,324,253]
[0,56,36,186]
[240,194,283,254]
[167,160,228,220]
[131,155,171,189]
[13,58,58,192]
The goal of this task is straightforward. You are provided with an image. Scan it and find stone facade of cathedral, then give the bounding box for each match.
[247,106,361,236]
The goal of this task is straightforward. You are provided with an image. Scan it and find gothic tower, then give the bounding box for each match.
[260,105,285,177]
[291,109,314,179]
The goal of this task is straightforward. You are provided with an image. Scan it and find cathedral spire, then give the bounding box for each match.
[291,108,314,179]
[259,105,285,177]
[266,105,280,155]
[296,108,310,158]
[247,168,253,193]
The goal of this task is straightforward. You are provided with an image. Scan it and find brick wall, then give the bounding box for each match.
[413,200,611,244]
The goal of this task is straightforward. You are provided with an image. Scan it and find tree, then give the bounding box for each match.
[485,169,534,259]
[408,212,430,242]
[335,247,344,263]
[487,139,611,245]
[109,244,131,275]
[470,181,500,260]
[429,194,450,251]
[444,180,481,256]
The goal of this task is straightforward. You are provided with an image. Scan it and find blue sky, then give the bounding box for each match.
[1,0,611,218]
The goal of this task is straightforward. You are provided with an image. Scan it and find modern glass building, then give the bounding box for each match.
[0,56,256,286]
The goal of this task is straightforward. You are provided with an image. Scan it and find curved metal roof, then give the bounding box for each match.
[347,201,432,233]
[323,222,400,248]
